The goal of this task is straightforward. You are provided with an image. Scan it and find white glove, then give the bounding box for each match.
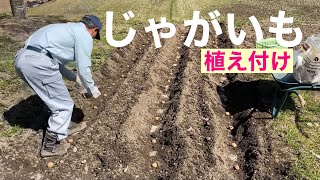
[91,86,101,98]
[76,75,100,98]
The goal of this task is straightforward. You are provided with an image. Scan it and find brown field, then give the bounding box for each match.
[0,0,320,179]
[0,0,11,13]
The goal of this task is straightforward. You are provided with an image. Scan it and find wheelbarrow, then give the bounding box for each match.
[271,72,320,118]
[256,39,320,118]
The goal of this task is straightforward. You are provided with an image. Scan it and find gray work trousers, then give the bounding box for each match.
[15,49,74,140]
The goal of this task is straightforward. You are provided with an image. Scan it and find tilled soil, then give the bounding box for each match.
[0,24,296,180]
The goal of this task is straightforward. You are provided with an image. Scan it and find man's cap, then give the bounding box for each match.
[84,15,102,40]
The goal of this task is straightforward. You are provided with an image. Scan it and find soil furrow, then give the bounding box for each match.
[157,30,190,180]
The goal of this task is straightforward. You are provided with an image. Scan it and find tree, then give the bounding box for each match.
[10,0,26,19]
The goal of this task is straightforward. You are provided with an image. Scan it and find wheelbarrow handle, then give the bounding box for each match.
[297,94,306,108]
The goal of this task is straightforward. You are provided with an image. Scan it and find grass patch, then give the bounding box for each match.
[0,125,23,137]
[0,35,24,137]
[0,36,22,92]
[0,13,11,20]
[272,90,320,180]
[0,36,20,73]
[28,0,234,22]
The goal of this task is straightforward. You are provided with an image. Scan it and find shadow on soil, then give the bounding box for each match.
[217,79,296,116]
[3,95,84,131]
[217,79,297,179]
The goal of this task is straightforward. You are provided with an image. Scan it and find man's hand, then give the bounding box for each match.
[81,86,101,99]
[76,75,101,99]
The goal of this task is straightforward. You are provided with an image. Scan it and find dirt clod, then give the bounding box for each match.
[149,151,157,157]
[156,109,164,114]
[150,125,159,134]
[161,95,169,99]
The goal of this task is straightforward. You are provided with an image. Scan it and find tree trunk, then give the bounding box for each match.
[9,0,26,19]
